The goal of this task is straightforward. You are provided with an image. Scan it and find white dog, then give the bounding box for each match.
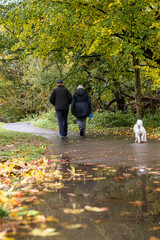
[133,119,147,143]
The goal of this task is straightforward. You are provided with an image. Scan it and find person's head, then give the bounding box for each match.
[77,84,84,90]
[57,80,63,86]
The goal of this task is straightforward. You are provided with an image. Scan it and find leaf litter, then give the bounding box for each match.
[1,155,160,239]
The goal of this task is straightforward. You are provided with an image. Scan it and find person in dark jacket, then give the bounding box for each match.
[49,80,72,139]
[71,85,92,136]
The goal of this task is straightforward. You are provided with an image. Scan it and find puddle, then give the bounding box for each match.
[16,161,160,240]
[3,122,160,239]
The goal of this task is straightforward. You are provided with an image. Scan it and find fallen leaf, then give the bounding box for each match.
[150,226,160,231]
[92,177,106,180]
[149,237,160,240]
[91,219,106,223]
[46,216,59,223]
[148,171,160,175]
[84,206,109,212]
[63,208,84,214]
[67,193,77,197]
[129,201,145,207]
[154,188,160,192]
[64,224,87,230]
[0,230,7,239]
[33,215,46,222]
[30,228,59,237]
[114,176,125,180]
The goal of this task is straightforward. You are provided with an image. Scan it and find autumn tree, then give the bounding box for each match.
[1,0,160,118]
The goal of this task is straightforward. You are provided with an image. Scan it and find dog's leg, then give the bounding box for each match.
[144,134,147,142]
[135,132,138,142]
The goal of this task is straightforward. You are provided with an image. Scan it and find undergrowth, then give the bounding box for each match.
[22,108,160,135]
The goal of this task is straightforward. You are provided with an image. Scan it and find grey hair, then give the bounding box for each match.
[77,84,84,90]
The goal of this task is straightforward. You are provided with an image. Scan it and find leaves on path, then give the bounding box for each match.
[0,156,62,238]
[63,223,88,230]
[30,228,59,237]
[84,206,109,212]
[63,208,84,214]
[1,152,160,240]
[129,201,145,207]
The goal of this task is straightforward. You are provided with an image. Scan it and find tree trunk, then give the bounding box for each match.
[132,53,142,118]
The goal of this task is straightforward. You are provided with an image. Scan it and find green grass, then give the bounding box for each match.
[0,123,50,162]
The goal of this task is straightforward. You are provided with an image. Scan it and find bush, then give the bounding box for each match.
[29,108,160,130]
[30,109,137,129]
[30,109,58,129]
[87,110,136,128]
[143,110,160,128]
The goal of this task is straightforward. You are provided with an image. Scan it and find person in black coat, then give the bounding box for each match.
[49,80,72,139]
[71,85,92,136]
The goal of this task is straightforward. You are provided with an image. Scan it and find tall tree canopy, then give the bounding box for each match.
[0,0,160,119]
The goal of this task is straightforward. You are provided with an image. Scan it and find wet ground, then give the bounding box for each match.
[3,122,160,240]
[3,122,160,167]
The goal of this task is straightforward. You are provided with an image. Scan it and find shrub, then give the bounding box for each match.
[29,108,160,130]
[87,110,136,128]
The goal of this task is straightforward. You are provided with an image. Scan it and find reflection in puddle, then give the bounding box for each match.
[18,159,160,240]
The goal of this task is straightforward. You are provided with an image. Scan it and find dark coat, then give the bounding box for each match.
[49,86,72,110]
[71,88,92,118]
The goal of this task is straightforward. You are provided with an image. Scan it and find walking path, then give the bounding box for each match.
[3,122,160,167]
[3,122,59,140]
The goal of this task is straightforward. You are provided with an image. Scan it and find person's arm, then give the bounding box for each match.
[88,94,92,113]
[49,90,56,106]
[67,90,72,104]
[71,95,75,115]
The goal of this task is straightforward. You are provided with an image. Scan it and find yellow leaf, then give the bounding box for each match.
[84,206,109,212]
[63,208,84,214]
[0,230,7,239]
[149,237,160,240]
[64,224,85,230]
[129,201,145,207]
[45,216,59,223]
[150,226,160,231]
[30,228,59,237]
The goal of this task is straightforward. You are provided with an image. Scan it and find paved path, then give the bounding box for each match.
[3,122,59,140]
[3,122,160,167]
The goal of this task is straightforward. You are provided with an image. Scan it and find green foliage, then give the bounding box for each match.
[31,109,58,129]
[31,109,137,130]
[0,206,9,218]
[0,58,50,122]
[87,110,136,128]
[31,108,160,130]
[143,109,160,128]
[0,0,159,121]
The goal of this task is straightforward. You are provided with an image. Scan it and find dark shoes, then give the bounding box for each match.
[80,128,83,136]
[60,136,67,140]
[80,128,85,137]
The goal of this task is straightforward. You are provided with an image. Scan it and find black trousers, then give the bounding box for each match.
[56,110,69,137]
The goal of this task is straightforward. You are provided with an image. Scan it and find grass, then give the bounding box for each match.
[0,122,50,162]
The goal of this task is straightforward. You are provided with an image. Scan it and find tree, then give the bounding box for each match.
[1,0,160,117]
